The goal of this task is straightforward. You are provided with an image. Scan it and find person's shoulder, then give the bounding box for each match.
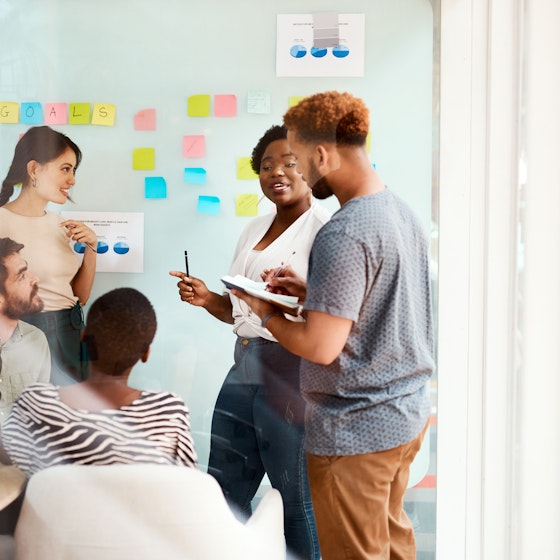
[309,202,332,224]
[19,382,55,397]
[137,390,189,407]
[18,320,47,340]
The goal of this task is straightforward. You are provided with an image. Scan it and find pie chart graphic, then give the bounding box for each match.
[113,242,130,255]
[96,241,109,254]
[73,242,86,254]
[310,46,328,58]
[290,45,307,58]
[332,45,350,58]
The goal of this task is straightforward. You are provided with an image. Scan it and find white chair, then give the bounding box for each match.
[15,464,285,560]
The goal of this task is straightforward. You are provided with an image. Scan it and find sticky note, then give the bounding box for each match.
[214,94,237,117]
[187,95,211,117]
[197,195,220,215]
[92,103,116,126]
[20,102,43,124]
[134,108,156,131]
[0,102,19,123]
[247,91,271,114]
[145,177,167,199]
[133,148,155,170]
[289,96,305,108]
[237,157,258,180]
[184,167,207,185]
[45,103,67,125]
[69,103,91,124]
[236,194,259,217]
[366,131,371,153]
[183,135,205,158]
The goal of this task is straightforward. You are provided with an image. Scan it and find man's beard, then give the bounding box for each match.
[307,159,333,200]
[3,287,44,319]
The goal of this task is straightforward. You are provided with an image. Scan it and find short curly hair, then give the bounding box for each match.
[283,91,369,146]
[250,125,288,173]
[83,287,157,376]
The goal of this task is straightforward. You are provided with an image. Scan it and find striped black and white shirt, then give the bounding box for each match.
[2,383,198,477]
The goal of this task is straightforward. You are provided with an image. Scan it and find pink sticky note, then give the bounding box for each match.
[183,135,205,158]
[45,103,68,125]
[134,108,156,131]
[214,94,237,117]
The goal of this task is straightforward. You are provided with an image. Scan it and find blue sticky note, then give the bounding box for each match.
[144,176,167,199]
[184,167,207,185]
[20,102,43,124]
[197,195,220,215]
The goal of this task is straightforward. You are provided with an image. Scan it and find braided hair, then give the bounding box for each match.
[0,126,82,207]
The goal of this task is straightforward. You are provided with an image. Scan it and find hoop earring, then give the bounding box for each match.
[31,178,37,188]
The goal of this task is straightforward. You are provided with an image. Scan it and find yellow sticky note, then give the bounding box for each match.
[187,95,211,117]
[133,148,155,170]
[0,102,19,123]
[92,103,116,126]
[69,103,91,124]
[237,157,258,180]
[236,194,259,217]
[366,131,371,153]
[289,96,305,108]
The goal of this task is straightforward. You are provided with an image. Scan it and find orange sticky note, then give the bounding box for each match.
[134,108,156,131]
[214,94,237,117]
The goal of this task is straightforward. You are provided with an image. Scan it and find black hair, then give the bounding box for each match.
[83,288,157,376]
[250,125,288,174]
[0,237,24,296]
[0,126,82,206]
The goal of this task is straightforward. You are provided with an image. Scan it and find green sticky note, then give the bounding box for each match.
[133,148,155,170]
[236,194,259,217]
[237,157,258,180]
[69,103,91,124]
[187,94,211,117]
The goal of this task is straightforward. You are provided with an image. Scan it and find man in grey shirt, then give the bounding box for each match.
[233,91,435,559]
[0,237,50,424]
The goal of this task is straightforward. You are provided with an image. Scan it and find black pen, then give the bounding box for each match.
[272,251,296,278]
[184,250,190,277]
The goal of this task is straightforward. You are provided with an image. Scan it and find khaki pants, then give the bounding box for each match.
[307,422,429,560]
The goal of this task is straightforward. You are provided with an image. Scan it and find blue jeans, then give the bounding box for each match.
[23,302,86,385]
[208,337,320,560]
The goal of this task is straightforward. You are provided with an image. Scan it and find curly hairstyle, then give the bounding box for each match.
[82,287,157,376]
[0,237,24,296]
[283,91,369,146]
[0,126,82,207]
[250,124,288,173]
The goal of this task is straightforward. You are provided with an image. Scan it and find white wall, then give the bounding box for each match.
[0,0,434,467]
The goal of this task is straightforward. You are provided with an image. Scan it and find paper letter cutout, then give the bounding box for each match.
[45,103,68,125]
[184,167,207,185]
[92,103,116,126]
[134,108,156,130]
[145,177,167,199]
[197,195,220,215]
[187,95,211,117]
[133,148,155,170]
[214,94,237,117]
[0,102,19,123]
[183,135,205,158]
[236,194,259,217]
[20,102,43,124]
[69,103,91,124]
[247,91,271,114]
[237,157,258,180]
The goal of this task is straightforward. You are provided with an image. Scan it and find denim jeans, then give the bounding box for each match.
[23,302,86,385]
[208,337,320,560]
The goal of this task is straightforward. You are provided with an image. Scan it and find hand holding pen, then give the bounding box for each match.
[263,251,296,287]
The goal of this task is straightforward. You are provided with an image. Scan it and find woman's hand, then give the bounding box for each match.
[169,271,210,307]
[263,265,307,302]
[61,220,97,249]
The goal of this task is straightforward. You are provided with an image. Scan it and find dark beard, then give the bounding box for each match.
[3,289,44,319]
[311,176,333,200]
